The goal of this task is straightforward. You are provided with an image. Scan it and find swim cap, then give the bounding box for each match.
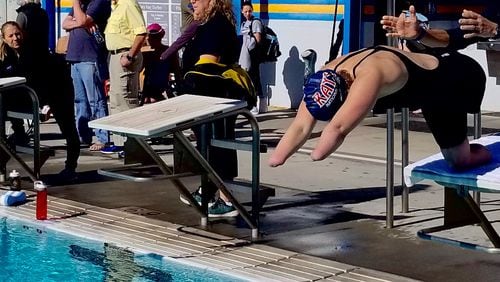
[303,69,348,121]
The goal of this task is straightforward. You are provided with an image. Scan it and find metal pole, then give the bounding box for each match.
[0,88,5,182]
[386,108,395,228]
[401,108,409,213]
[387,0,397,47]
[473,113,481,204]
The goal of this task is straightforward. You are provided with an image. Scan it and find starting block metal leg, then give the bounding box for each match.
[473,113,481,205]
[417,187,500,253]
[132,137,206,217]
[386,108,394,228]
[401,108,409,213]
[0,85,40,181]
[0,92,4,182]
[173,131,258,235]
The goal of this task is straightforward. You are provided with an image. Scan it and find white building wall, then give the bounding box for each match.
[430,21,500,112]
[460,45,500,112]
[1,0,20,23]
[262,20,336,109]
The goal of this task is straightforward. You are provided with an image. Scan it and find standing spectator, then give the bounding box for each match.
[0,21,81,181]
[62,0,111,152]
[102,0,147,154]
[141,23,180,104]
[178,0,241,217]
[239,1,264,115]
[16,0,50,112]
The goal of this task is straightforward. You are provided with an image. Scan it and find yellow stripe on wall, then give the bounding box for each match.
[60,0,72,8]
[254,4,344,14]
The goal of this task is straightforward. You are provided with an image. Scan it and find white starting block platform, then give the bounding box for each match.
[89,95,264,239]
[404,135,500,252]
[0,77,47,181]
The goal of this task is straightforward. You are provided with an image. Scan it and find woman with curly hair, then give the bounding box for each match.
[181,0,238,71]
[178,0,241,218]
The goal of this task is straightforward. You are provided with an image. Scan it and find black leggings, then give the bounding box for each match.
[4,64,80,170]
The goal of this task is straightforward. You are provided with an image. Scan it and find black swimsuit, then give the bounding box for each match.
[336,45,486,149]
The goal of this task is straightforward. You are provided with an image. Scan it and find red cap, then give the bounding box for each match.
[147,23,164,34]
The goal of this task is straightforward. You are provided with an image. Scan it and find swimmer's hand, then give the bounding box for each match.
[268,155,284,167]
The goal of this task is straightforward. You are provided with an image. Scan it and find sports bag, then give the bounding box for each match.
[183,58,257,108]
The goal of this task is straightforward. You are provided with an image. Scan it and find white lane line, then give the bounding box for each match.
[297,148,403,167]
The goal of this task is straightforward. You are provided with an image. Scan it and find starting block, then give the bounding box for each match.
[404,135,500,252]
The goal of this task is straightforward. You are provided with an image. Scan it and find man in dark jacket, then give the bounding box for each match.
[15,2,82,181]
[16,0,50,107]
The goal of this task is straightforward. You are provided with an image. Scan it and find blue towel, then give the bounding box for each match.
[0,191,27,206]
[404,135,500,191]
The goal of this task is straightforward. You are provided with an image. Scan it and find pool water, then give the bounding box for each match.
[0,217,246,281]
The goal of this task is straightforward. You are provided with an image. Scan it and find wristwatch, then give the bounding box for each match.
[125,54,135,62]
[414,26,427,42]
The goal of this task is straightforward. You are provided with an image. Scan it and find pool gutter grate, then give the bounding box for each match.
[0,192,419,282]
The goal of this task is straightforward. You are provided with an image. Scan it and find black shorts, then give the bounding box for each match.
[421,109,468,149]
[421,53,486,149]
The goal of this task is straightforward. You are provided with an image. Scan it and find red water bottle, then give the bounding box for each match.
[34,181,47,220]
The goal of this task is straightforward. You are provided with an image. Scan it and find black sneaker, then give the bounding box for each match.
[208,198,239,218]
[179,186,215,207]
[58,168,78,183]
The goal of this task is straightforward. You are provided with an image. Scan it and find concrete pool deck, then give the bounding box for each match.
[3,109,500,281]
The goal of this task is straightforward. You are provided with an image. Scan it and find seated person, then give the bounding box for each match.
[0,21,80,180]
[141,23,180,104]
[268,45,492,170]
[0,22,30,145]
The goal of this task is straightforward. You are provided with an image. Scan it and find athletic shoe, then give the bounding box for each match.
[39,105,52,122]
[208,198,239,218]
[100,145,124,154]
[250,106,259,116]
[179,186,215,207]
[118,150,125,159]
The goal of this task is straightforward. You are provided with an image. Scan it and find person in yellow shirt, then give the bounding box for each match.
[102,0,146,155]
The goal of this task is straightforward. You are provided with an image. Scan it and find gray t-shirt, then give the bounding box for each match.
[239,18,263,70]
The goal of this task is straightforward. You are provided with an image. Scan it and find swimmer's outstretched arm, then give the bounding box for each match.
[269,72,381,167]
[268,101,316,167]
[312,74,380,160]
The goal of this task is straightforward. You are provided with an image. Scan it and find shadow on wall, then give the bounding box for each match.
[261,61,276,104]
[282,46,304,109]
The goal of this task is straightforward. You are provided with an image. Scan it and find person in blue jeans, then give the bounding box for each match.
[62,0,111,151]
